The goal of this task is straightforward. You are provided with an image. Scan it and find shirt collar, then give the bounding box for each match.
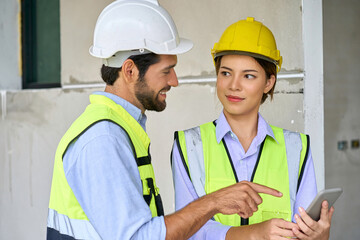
[215,112,232,143]
[93,91,147,131]
[215,111,278,144]
[257,113,277,144]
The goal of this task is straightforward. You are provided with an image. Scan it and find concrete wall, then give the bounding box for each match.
[0,88,94,239]
[2,0,352,239]
[0,0,21,89]
[323,0,360,239]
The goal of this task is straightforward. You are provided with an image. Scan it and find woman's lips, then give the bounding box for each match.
[226,95,245,102]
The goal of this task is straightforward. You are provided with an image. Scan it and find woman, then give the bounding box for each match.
[171,17,333,239]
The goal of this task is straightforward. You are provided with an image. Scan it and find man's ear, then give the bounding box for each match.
[121,59,139,83]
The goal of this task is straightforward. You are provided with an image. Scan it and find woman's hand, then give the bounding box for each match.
[254,218,299,240]
[227,218,299,240]
[292,201,334,240]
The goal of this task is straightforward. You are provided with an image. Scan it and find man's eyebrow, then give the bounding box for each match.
[164,64,177,70]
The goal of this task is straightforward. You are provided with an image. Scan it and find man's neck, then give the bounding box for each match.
[105,84,145,114]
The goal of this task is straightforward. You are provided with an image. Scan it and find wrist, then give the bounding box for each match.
[199,192,218,216]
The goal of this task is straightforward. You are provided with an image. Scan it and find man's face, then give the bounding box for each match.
[134,55,178,112]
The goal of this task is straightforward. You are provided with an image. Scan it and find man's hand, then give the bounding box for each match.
[165,181,282,240]
[210,181,283,218]
[292,201,334,240]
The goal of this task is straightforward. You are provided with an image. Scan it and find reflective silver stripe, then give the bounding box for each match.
[47,208,102,240]
[183,127,206,198]
[283,130,302,216]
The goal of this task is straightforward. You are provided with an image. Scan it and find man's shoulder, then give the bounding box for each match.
[77,120,130,145]
[63,120,134,171]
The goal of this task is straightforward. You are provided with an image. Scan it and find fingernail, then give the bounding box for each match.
[278,191,283,197]
[298,207,304,213]
[294,214,299,223]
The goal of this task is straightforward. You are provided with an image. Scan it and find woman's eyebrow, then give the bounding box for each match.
[220,66,232,71]
[243,69,258,73]
[220,66,258,73]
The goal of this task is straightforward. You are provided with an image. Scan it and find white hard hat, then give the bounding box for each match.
[89,0,193,67]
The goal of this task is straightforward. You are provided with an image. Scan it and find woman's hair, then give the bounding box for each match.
[215,55,277,104]
[100,53,160,85]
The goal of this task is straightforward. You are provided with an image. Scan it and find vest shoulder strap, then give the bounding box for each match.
[273,126,309,212]
[282,128,302,213]
[183,126,207,198]
[175,122,218,198]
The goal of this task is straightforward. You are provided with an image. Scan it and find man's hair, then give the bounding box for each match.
[100,53,161,85]
[215,55,277,104]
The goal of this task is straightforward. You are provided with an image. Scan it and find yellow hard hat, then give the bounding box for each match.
[211,17,282,72]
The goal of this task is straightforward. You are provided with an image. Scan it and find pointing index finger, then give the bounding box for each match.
[248,182,283,197]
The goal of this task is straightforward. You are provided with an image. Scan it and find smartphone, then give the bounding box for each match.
[306,188,343,221]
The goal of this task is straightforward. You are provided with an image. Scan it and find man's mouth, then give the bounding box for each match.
[159,87,171,98]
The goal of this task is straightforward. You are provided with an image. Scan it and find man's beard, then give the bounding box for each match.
[134,76,169,112]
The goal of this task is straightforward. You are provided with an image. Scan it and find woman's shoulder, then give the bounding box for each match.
[176,121,216,132]
[269,124,308,137]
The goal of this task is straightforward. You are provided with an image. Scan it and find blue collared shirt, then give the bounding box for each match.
[63,91,166,240]
[171,112,317,240]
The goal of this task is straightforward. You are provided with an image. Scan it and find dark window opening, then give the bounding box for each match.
[21,0,61,89]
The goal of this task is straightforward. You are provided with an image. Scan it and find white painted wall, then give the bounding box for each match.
[302,0,325,191]
[323,0,360,239]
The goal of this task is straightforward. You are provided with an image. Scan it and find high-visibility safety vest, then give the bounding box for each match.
[174,121,309,226]
[47,94,163,239]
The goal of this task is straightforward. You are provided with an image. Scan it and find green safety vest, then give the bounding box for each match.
[174,121,309,226]
[47,94,163,239]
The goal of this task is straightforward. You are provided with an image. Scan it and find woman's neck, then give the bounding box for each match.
[224,111,259,153]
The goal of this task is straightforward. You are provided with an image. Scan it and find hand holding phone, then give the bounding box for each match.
[305,188,343,221]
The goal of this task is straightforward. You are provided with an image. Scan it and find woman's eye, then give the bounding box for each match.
[245,74,255,79]
[221,71,230,76]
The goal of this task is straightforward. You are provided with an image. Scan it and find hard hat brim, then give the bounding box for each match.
[214,50,278,66]
[89,37,193,59]
[165,38,193,55]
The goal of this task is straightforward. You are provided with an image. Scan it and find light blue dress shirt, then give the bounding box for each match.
[63,91,166,240]
[171,112,317,240]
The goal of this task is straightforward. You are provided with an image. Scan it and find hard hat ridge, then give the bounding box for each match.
[211,17,282,72]
[89,0,193,67]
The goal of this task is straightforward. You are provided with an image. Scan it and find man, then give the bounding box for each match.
[46,1,282,239]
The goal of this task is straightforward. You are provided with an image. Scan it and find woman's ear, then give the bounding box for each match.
[121,59,139,83]
[264,74,276,94]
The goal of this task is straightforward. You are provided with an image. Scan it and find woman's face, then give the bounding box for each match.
[216,55,275,119]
